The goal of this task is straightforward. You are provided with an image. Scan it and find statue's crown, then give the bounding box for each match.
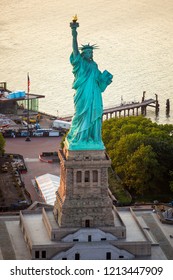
[79,43,99,51]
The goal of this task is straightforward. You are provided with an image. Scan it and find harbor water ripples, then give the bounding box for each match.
[0,0,173,124]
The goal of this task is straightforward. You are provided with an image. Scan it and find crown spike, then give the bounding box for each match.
[79,43,99,51]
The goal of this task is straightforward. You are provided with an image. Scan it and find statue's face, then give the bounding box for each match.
[82,49,93,61]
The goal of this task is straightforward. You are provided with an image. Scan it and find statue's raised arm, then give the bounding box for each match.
[70,15,79,57]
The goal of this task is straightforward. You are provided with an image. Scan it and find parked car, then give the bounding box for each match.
[20,130,29,137]
[33,129,52,136]
[49,130,60,137]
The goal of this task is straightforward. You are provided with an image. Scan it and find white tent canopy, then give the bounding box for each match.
[35,173,60,205]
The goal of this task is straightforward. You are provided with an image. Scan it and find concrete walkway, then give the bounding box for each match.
[0,221,16,260]
[142,213,173,260]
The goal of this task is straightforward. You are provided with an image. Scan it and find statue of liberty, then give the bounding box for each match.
[66,16,113,150]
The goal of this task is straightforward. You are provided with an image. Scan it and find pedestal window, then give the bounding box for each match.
[76,171,82,183]
[93,170,98,182]
[84,171,90,182]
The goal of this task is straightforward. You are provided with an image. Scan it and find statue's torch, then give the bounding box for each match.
[70,14,79,29]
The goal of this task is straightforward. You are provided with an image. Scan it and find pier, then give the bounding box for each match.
[103,97,159,120]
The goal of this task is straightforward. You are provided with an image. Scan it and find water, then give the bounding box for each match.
[1,0,173,124]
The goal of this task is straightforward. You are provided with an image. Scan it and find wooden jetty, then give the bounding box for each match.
[103,98,158,119]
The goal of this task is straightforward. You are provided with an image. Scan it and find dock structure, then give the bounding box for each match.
[103,97,159,120]
[61,93,159,122]
[0,82,45,115]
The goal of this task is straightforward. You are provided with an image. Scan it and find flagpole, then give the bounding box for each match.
[25,72,31,141]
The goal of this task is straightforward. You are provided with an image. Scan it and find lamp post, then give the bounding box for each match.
[25,73,31,141]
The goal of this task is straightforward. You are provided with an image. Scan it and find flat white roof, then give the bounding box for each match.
[35,173,60,205]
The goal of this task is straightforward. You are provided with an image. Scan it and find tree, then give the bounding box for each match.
[102,116,173,198]
[123,144,159,195]
[169,171,173,193]
[0,133,5,156]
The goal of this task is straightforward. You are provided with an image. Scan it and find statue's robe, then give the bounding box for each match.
[66,52,112,150]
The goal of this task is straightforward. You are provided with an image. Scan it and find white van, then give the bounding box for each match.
[52,120,71,130]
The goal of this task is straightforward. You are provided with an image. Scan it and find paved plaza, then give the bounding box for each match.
[5,136,62,202]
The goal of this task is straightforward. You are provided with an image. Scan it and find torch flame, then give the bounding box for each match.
[72,14,78,22]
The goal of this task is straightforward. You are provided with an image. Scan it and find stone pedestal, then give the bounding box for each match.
[53,145,115,228]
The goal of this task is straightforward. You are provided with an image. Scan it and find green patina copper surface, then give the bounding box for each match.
[66,18,113,150]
